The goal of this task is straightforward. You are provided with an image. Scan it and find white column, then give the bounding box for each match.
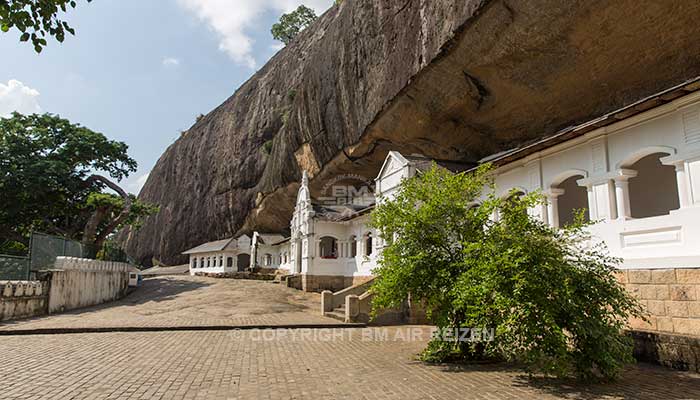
[612,170,637,221]
[605,180,618,221]
[614,180,630,220]
[586,185,598,220]
[674,163,691,208]
[613,175,633,221]
[546,189,564,228]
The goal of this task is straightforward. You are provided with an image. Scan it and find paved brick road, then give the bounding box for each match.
[2,327,699,400]
[2,276,699,399]
[0,276,337,331]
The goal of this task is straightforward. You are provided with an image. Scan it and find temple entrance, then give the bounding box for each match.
[237,253,250,272]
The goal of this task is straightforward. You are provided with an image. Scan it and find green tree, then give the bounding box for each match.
[271,5,317,45]
[0,0,92,52]
[0,112,157,254]
[370,164,644,381]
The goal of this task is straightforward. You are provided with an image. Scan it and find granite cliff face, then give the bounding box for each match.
[122,0,700,266]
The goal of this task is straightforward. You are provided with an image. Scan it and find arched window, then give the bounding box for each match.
[319,236,338,259]
[191,258,196,268]
[200,257,204,268]
[364,233,373,257]
[553,175,589,227]
[219,256,224,267]
[227,257,233,268]
[349,235,357,258]
[264,253,273,266]
[628,153,679,218]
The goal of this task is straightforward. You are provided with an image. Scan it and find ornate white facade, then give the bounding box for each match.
[488,90,700,270]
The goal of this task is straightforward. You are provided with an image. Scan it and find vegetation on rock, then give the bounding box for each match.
[370,164,645,381]
[262,140,274,155]
[271,5,317,45]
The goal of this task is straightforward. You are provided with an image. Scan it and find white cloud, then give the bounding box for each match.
[123,172,150,195]
[0,79,42,118]
[177,0,334,68]
[162,57,181,67]
[270,42,285,52]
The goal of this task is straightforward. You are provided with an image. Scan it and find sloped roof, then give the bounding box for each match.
[312,203,375,222]
[403,154,475,174]
[270,237,291,246]
[256,234,286,245]
[182,238,234,255]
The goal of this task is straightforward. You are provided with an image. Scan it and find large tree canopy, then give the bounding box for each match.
[0,112,156,254]
[370,165,644,381]
[0,0,92,52]
[271,5,317,45]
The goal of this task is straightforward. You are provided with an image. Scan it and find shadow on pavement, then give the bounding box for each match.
[512,365,700,400]
[0,276,210,327]
[120,277,210,306]
[432,361,700,399]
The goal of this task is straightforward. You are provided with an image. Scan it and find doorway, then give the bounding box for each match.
[237,253,250,272]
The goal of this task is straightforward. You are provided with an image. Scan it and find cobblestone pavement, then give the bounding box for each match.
[0,276,337,331]
[2,327,699,400]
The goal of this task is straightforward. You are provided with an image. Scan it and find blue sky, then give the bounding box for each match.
[0,0,334,193]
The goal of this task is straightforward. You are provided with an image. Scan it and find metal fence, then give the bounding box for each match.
[29,232,88,271]
[0,254,30,281]
[0,232,134,280]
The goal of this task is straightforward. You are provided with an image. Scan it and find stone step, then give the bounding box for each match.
[324,310,346,322]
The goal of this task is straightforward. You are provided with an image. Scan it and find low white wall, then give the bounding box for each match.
[48,257,132,314]
[0,281,49,321]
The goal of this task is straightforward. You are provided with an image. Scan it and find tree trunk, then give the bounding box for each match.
[83,175,133,249]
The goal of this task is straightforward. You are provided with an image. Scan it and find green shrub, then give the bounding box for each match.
[262,140,273,154]
[370,164,645,381]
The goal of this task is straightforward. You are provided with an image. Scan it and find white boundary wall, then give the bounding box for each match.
[48,257,131,313]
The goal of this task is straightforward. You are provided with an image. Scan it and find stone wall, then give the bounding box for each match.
[619,268,700,336]
[618,268,700,372]
[46,257,131,314]
[0,281,49,322]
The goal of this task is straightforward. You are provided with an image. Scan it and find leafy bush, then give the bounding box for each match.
[370,164,645,381]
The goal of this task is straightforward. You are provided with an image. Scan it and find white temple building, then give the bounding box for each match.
[184,235,252,275]
[187,82,700,293]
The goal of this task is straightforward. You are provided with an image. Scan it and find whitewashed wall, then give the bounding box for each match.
[188,251,242,275]
[49,257,132,313]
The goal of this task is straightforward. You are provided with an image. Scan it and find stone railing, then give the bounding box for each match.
[0,281,50,322]
[321,277,375,313]
[345,292,422,325]
[286,274,303,290]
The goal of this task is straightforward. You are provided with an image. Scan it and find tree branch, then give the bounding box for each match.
[84,174,133,249]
